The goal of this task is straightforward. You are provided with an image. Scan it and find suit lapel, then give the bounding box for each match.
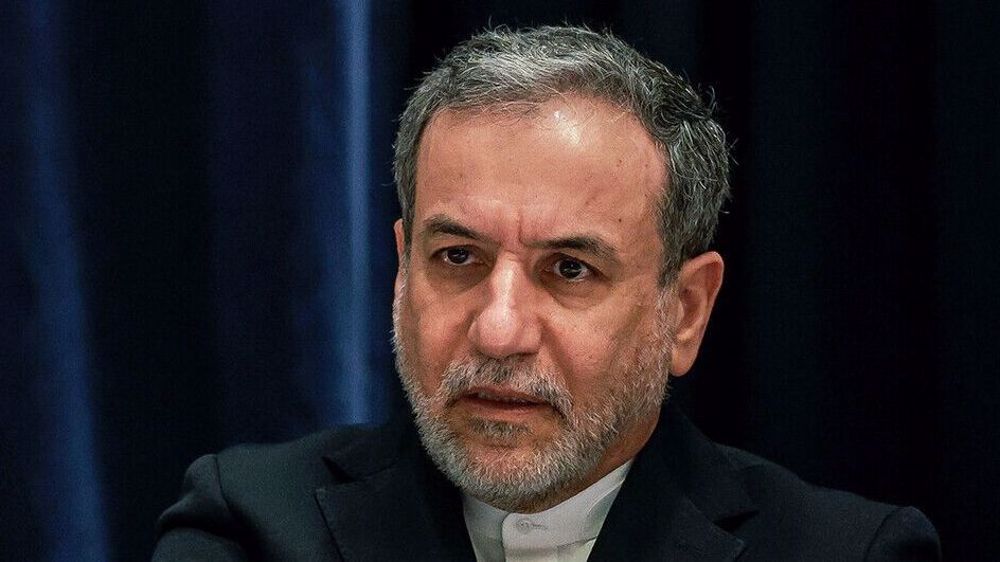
[314,418,476,562]
[589,405,757,561]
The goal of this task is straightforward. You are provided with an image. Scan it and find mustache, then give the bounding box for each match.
[439,357,573,419]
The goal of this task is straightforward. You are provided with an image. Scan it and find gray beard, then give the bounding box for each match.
[392,287,672,512]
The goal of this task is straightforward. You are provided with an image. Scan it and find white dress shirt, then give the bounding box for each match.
[462,461,633,562]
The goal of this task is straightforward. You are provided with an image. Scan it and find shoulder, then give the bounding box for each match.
[718,443,895,521]
[209,421,404,496]
[214,425,377,474]
[714,445,940,560]
[160,424,387,515]
[153,422,405,561]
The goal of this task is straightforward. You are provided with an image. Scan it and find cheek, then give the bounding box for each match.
[545,314,618,391]
[546,299,656,397]
[402,278,475,387]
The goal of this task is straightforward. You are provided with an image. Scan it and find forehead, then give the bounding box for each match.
[413,95,666,248]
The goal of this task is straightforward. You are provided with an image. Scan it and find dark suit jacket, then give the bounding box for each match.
[152,405,940,561]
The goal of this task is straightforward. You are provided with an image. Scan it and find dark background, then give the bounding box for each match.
[4,1,998,560]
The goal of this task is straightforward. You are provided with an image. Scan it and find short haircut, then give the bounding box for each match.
[393,25,730,282]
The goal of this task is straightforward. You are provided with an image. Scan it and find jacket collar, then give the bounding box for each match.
[315,412,475,561]
[587,403,757,561]
[316,403,756,561]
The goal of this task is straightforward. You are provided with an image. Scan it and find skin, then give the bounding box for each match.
[393,94,724,511]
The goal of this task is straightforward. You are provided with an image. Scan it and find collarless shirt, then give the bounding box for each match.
[461,461,633,562]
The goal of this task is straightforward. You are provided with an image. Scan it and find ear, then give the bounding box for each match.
[668,251,724,377]
[393,219,406,295]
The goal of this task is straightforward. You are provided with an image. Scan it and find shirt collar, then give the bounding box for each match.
[462,460,633,552]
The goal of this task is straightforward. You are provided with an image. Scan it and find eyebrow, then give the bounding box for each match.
[534,235,620,265]
[424,214,485,241]
[422,213,622,266]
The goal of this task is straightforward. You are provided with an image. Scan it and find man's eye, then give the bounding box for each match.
[552,258,592,281]
[440,247,475,265]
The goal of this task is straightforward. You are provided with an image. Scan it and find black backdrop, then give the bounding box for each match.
[3,1,999,560]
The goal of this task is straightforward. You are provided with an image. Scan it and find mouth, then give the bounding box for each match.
[456,386,552,418]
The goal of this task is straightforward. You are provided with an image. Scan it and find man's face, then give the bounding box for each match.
[393,95,674,511]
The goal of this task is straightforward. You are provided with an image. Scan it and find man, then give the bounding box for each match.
[153,26,940,561]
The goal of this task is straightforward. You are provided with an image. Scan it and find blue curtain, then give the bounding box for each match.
[205,0,399,440]
[4,1,108,560]
[3,1,405,559]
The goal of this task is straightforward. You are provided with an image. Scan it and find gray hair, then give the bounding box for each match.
[393,25,730,282]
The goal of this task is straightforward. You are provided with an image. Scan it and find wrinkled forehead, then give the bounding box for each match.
[415,95,667,196]
[412,95,667,250]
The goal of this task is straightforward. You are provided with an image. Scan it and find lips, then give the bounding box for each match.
[458,386,550,413]
[465,387,544,405]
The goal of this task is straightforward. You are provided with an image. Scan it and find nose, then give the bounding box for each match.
[468,256,542,359]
